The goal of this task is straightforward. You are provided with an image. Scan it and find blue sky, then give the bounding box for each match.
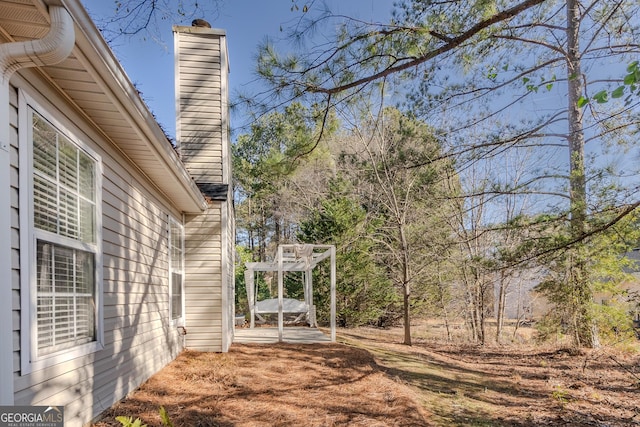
[81,0,393,141]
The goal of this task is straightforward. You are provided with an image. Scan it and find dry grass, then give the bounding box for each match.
[93,324,640,427]
[93,343,429,427]
[341,324,640,426]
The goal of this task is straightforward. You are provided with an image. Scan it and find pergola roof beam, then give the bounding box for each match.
[245,247,333,273]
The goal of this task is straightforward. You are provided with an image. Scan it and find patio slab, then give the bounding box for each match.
[233,327,332,344]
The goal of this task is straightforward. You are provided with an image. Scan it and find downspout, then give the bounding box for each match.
[0,3,74,405]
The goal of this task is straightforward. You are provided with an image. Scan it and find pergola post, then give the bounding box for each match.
[304,268,315,327]
[277,245,284,342]
[330,245,336,342]
[245,269,255,328]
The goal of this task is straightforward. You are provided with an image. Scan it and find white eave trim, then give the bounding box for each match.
[59,0,207,213]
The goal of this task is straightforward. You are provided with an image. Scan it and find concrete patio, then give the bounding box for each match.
[233,327,332,344]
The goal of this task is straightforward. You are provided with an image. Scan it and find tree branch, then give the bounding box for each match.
[300,0,547,95]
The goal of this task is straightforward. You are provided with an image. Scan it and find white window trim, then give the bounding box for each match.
[168,216,185,326]
[19,90,104,374]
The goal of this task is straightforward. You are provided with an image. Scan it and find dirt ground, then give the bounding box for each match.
[93,325,640,427]
[340,326,640,426]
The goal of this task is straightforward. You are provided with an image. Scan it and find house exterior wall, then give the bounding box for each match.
[184,205,223,351]
[223,193,235,350]
[10,69,187,427]
[182,200,234,353]
[174,25,234,351]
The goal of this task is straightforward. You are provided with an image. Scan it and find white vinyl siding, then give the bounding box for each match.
[169,218,184,322]
[223,194,235,350]
[175,26,232,352]
[174,30,227,185]
[184,205,223,351]
[16,84,184,426]
[6,14,229,424]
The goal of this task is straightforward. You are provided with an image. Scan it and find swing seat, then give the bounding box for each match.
[255,298,308,314]
[254,298,311,325]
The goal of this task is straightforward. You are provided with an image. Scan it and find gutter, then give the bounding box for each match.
[0,2,75,405]
[0,4,74,85]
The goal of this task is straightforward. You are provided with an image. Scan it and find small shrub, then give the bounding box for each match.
[115,416,146,427]
[116,406,173,427]
[159,406,174,427]
[551,386,571,406]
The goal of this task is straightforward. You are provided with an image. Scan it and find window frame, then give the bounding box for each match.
[19,91,104,374]
[168,216,185,325]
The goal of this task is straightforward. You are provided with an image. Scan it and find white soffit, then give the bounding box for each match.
[0,0,207,213]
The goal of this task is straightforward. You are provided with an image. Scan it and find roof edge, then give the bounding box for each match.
[172,25,226,36]
[57,0,208,213]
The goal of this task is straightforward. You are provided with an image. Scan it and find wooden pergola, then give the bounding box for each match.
[244,244,336,342]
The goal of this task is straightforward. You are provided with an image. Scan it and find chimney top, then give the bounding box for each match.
[192,19,211,28]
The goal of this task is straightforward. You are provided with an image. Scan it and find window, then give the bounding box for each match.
[169,218,184,322]
[21,99,102,371]
[35,241,95,355]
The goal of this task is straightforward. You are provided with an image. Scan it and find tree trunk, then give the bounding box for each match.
[248,197,255,256]
[437,271,453,341]
[496,271,507,344]
[512,280,525,340]
[476,277,486,345]
[400,224,412,345]
[259,203,267,261]
[402,285,411,345]
[566,0,598,348]
[443,308,452,341]
[463,265,479,342]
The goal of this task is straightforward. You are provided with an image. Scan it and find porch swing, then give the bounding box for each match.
[251,269,315,327]
[243,244,336,342]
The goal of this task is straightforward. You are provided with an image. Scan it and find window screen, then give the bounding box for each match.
[32,112,97,356]
[169,219,184,321]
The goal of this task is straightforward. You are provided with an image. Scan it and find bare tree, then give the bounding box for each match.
[257,0,640,347]
[337,105,456,345]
